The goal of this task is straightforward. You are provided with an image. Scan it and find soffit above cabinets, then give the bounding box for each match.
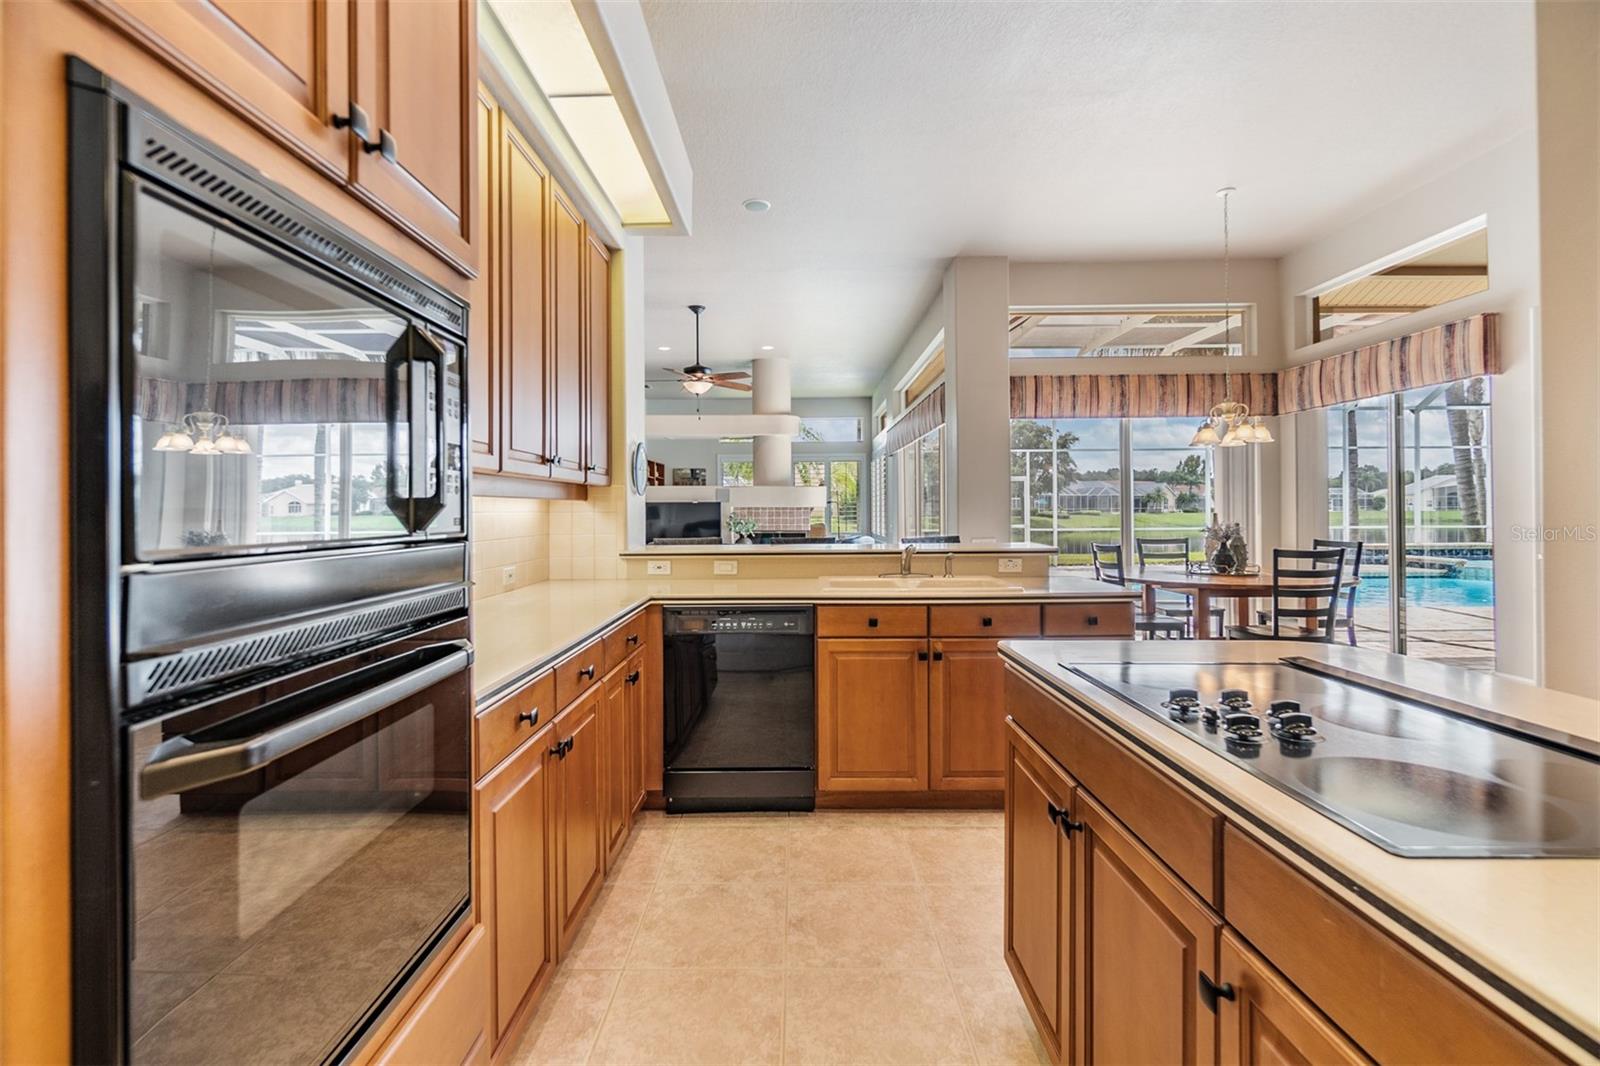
[646,414,801,439]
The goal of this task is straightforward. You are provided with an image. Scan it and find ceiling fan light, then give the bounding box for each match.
[1189,421,1222,447]
[682,378,714,396]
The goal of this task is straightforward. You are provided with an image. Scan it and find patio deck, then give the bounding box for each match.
[1352,603,1496,673]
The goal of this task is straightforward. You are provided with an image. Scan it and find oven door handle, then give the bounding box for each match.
[139,641,471,799]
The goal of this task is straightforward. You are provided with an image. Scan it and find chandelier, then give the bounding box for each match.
[1190,187,1273,449]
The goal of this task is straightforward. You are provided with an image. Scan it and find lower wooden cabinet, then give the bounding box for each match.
[1077,791,1221,1066]
[1004,723,1075,1062]
[475,726,555,1048]
[1217,930,1368,1065]
[931,639,1010,789]
[553,685,605,949]
[370,925,490,1066]
[601,657,637,870]
[816,637,929,790]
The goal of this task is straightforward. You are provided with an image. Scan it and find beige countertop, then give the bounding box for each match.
[999,639,1600,1059]
[470,573,1134,703]
[621,542,1055,555]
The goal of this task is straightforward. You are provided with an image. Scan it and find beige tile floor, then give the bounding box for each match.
[505,809,1047,1066]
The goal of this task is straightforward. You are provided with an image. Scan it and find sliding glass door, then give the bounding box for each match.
[1326,377,1494,670]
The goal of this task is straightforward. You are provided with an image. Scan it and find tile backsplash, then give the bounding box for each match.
[470,485,628,601]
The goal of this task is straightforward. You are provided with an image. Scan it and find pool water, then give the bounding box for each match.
[1355,574,1495,609]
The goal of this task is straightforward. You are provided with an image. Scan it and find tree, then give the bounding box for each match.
[1175,491,1204,513]
[1445,379,1487,532]
[1173,453,1206,485]
[1009,421,1078,512]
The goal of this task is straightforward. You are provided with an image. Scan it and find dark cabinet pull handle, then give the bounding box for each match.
[578,665,596,680]
[1087,615,1099,626]
[363,128,398,164]
[626,671,640,685]
[1057,816,1084,837]
[333,103,374,142]
[1045,801,1063,824]
[517,709,539,728]
[867,617,879,628]
[917,650,929,661]
[1198,973,1236,1013]
[932,650,944,661]
[626,634,640,646]
[549,742,565,760]
[981,616,993,627]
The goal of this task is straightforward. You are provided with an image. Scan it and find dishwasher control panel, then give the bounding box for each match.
[664,605,814,636]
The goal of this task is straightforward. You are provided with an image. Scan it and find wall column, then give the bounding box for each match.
[943,256,1011,543]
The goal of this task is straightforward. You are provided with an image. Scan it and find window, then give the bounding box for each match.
[1311,224,1488,343]
[1010,417,1216,567]
[903,348,945,407]
[718,458,754,486]
[1010,308,1249,359]
[256,423,402,542]
[794,417,863,443]
[870,452,888,539]
[896,427,944,537]
[1325,376,1494,671]
[794,458,863,536]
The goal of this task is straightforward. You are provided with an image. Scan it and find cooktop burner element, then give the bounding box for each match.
[1066,660,1600,858]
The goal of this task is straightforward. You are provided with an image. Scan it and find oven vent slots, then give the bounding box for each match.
[134,131,465,334]
[129,586,467,705]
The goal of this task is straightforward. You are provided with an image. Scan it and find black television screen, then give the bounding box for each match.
[646,502,723,542]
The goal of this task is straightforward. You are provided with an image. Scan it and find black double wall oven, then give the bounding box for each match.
[68,60,472,1064]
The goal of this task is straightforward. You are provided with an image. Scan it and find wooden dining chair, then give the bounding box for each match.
[1229,547,1347,642]
[1093,542,1186,640]
[1254,538,1364,645]
[1135,536,1223,638]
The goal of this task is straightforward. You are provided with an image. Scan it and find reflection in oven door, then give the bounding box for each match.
[125,638,471,1063]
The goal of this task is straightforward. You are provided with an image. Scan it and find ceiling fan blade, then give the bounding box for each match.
[708,372,750,382]
[715,381,753,392]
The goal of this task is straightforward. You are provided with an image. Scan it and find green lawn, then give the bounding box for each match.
[261,514,406,533]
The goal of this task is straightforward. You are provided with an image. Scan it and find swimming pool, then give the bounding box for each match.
[1355,572,1495,608]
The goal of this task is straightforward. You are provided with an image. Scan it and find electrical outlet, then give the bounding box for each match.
[713,559,739,576]
[647,560,673,576]
[500,565,517,590]
[998,557,1023,574]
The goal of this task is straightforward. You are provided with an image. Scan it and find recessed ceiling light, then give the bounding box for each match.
[760,345,775,351]
[742,198,772,213]
[657,345,672,351]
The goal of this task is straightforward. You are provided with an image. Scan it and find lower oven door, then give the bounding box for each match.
[125,625,472,1063]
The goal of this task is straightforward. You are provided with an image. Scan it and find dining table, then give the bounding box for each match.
[1122,564,1359,639]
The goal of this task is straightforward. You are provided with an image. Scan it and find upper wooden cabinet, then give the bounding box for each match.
[469,87,500,472]
[85,0,478,276]
[497,117,552,478]
[547,184,587,484]
[349,0,475,271]
[583,233,613,486]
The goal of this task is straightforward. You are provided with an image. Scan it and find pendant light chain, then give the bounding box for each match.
[1221,187,1231,357]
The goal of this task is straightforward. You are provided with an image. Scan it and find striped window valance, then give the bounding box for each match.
[135,376,388,425]
[1008,373,1279,420]
[885,384,945,453]
[1278,313,1498,414]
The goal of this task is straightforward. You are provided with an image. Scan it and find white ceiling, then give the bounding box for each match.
[638,0,1535,396]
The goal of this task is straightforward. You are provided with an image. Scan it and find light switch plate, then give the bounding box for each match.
[713,560,738,575]
[647,560,673,575]
[500,565,517,590]
[998,557,1023,573]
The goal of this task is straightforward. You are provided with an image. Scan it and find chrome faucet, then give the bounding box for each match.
[943,553,955,578]
[900,542,917,576]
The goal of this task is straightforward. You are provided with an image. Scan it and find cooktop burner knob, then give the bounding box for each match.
[1221,710,1263,741]
[1163,688,1203,720]
[1270,710,1319,743]
[1219,688,1252,708]
[1168,687,1199,703]
[1268,699,1301,718]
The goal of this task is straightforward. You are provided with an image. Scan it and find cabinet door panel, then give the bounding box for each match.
[556,689,604,947]
[816,639,928,791]
[1218,930,1369,1066]
[601,669,632,869]
[498,121,551,477]
[583,232,612,485]
[546,185,586,482]
[85,0,351,178]
[1004,722,1073,1062]
[351,0,476,272]
[627,650,648,813]
[476,733,554,1044]
[469,88,500,472]
[931,639,1007,790]
[1078,793,1220,1066]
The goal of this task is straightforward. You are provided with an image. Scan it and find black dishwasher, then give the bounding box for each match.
[663,606,816,812]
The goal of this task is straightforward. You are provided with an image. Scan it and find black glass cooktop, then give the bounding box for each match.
[1066,660,1600,858]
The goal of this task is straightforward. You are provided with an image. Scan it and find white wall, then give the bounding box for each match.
[1276,131,1542,683]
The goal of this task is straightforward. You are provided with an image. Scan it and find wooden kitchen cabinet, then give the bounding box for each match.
[816,638,929,791]
[600,659,636,870]
[930,638,1010,789]
[1076,791,1220,1066]
[1005,722,1075,1063]
[350,0,476,271]
[496,110,552,478]
[1217,930,1368,1066]
[553,685,604,949]
[546,184,587,483]
[369,924,490,1066]
[468,86,501,473]
[475,726,556,1048]
[628,647,650,812]
[583,232,612,485]
[85,0,477,274]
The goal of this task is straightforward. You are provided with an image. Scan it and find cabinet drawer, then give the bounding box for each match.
[371,925,489,1066]
[1222,827,1554,1064]
[1042,602,1134,638]
[930,604,1041,638]
[816,605,927,638]
[1005,668,1220,904]
[554,639,605,708]
[603,611,647,672]
[475,670,554,779]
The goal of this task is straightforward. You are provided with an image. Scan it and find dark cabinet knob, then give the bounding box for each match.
[626,634,640,646]
[867,617,879,628]
[1087,615,1099,626]
[917,649,929,661]
[626,670,640,685]
[932,650,944,661]
[578,665,596,680]
[517,709,539,728]
[981,616,993,627]
[1198,972,1236,1012]
[1045,801,1064,823]
[362,127,398,164]
[549,743,565,759]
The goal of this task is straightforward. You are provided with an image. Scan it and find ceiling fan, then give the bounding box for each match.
[666,305,751,395]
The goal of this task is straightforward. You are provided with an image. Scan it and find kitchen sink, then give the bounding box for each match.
[821,575,1026,592]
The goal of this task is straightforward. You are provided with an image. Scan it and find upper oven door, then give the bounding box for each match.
[124,181,464,562]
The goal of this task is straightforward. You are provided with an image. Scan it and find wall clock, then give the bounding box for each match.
[629,441,649,497]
